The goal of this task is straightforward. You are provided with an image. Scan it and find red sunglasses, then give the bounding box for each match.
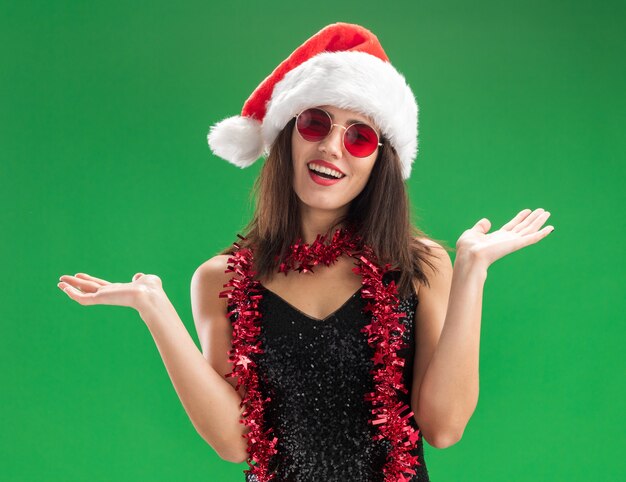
[294,107,383,158]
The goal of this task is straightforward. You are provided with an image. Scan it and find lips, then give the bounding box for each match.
[308,168,343,186]
[308,159,345,176]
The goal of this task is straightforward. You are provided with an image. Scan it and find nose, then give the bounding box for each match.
[318,124,345,159]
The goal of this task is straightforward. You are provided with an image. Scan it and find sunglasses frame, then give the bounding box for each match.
[293,107,383,158]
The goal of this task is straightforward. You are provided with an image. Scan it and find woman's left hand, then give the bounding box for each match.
[456,208,554,270]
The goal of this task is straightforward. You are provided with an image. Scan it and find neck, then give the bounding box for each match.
[299,204,349,244]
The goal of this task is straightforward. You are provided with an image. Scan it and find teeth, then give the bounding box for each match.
[308,163,344,179]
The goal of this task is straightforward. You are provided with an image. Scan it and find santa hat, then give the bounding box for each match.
[207,22,419,180]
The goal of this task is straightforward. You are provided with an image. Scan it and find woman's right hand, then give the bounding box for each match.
[57,272,164,312]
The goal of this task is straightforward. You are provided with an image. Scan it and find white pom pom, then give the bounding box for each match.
[207,115,264,168]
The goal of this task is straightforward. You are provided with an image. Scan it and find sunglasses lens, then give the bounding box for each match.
[345,123,379,157]
[296,108,331,141]
[296,108,381,157]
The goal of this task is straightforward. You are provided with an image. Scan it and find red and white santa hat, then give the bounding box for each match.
[207,22,419,180]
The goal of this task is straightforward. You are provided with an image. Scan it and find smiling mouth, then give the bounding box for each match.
[307,162,345,179]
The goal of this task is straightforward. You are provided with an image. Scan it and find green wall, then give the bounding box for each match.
[1,1,623,480]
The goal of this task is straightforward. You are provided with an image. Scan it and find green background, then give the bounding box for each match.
[2,0,624,480]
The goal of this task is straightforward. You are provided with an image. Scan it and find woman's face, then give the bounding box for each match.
[291,104,381,214]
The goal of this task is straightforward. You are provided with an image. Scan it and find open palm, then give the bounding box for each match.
[457,208,554,269]
[57,272,162,311]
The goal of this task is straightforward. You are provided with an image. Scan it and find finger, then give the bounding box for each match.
[472,218,491,233]
[133,273,145,281]
[59,275,101,293]
[519,211,551,235]
[519,224,555,247]
[57,282,97,305]
[74,273,111,285]
[501,209,532,231]
[512,208,545,233]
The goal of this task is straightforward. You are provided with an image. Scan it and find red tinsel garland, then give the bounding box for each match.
[219,227,424,482]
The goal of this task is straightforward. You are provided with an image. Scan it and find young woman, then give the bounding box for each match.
[57,23,554,482]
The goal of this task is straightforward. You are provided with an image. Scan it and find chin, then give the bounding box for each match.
[293,170,361,211]
[297,196,345,211]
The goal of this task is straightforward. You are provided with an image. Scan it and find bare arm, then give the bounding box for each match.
[409,240,454,449]
[413,250,483,448]
[58,259,249,464]
[413,209,553,448]
[138,268,249,463]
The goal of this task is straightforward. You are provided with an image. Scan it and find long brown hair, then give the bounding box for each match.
[219,117,454,299]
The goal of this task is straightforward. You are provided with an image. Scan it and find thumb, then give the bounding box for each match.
[473,218,491,233]
[133,272,145,281]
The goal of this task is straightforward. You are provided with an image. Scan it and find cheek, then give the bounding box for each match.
[342,163,374,199]
[291,128,307,157]
[291,142,306,175]
[354,158,377,183]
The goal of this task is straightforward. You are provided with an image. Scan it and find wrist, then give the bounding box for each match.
[135,286,168,319]
[453,249,489,280]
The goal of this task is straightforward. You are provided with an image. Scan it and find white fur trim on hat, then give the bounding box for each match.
[207,115,264,168]
[262,51,418,179]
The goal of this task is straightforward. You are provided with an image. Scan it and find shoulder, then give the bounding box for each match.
[412,237,453,296]
[190,255,234,312]
[192,254,232,280]
[414,237,452,268]
[415,236,447,251]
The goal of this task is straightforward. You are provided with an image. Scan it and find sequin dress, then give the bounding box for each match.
[238,272,431,482]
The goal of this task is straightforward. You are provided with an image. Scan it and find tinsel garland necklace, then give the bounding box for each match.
[219,227,423,482]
